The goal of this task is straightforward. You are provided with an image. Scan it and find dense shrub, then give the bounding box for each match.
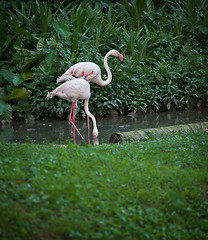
[0,0,207,120]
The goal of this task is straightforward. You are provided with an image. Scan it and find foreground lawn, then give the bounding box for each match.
[0,131,208,240]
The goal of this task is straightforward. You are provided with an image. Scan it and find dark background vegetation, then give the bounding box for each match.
[0,0,207,121]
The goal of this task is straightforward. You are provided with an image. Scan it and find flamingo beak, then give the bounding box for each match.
[117,52,123,62]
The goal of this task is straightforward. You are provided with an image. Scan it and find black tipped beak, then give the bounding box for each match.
[121,61,123,64]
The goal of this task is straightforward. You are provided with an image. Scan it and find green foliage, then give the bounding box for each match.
[0,69,32,121]
[0,100,12,120]
[166,0,208,46]
[117,0,154,30]
[0,131,208,239]
[0,0,207,120]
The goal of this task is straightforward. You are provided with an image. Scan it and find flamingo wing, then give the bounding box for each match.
[57,62,100,83]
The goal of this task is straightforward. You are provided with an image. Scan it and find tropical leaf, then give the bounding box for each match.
[39,61,47,73]
[12,99,31,113]
[0,14,7,55]
[0,69,13,84]
[37,38,45,51]
[198,25,208,34]
[53,20,71,39]
[12,104,25,112]
[117,0,149,30]
[12,74,25,86]
[45,50,57,67]
[7,18,32,36]
[25,53,44,65]
[12,72,34,86]
[3,88,32,101]
[35,0,51,33]
[138,38,148,60]
[187,0,196,24]
[0,100,12,120]
[23,72,34,80]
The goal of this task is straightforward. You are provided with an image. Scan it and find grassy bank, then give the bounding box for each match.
[0,130,208,239]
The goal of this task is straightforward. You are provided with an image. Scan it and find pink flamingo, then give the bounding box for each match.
[57,49,123,86]
[47,78,98,140]
[56,49,123,135]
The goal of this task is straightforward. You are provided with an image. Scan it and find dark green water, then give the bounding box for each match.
[1,109,208,144]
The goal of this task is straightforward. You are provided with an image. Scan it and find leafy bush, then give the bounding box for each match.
[0,0,207,120]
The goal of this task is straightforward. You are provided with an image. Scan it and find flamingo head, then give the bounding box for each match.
[109,49,123,62]
[47,92,53,98]
[116,51,123,62]
[93,127,99,139]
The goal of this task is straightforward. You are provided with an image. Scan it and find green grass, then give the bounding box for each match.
[0,131,208,240]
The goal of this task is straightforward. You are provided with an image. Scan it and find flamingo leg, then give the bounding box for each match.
[69,102,74,117]
[71,101,78,142]
[72,100,78,124]
[68,101,83,140]
[87,115,90,144]
[69,102,76,141]
[70,101,75,132]
[71,100,78,136]
[87,115,90,139]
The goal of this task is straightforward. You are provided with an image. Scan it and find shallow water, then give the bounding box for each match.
[0,109,208,144]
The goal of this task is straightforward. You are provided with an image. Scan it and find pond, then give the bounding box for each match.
[0,108,208,145]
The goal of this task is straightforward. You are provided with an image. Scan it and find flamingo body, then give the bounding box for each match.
[47,79,98,139]
[48,79,90,101]
[57,49,123,86]
[57,62,100,82]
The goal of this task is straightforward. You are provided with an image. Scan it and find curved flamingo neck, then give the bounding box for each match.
[84,99,98,138]
[93,51,112,86]
[101,52,112,86]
